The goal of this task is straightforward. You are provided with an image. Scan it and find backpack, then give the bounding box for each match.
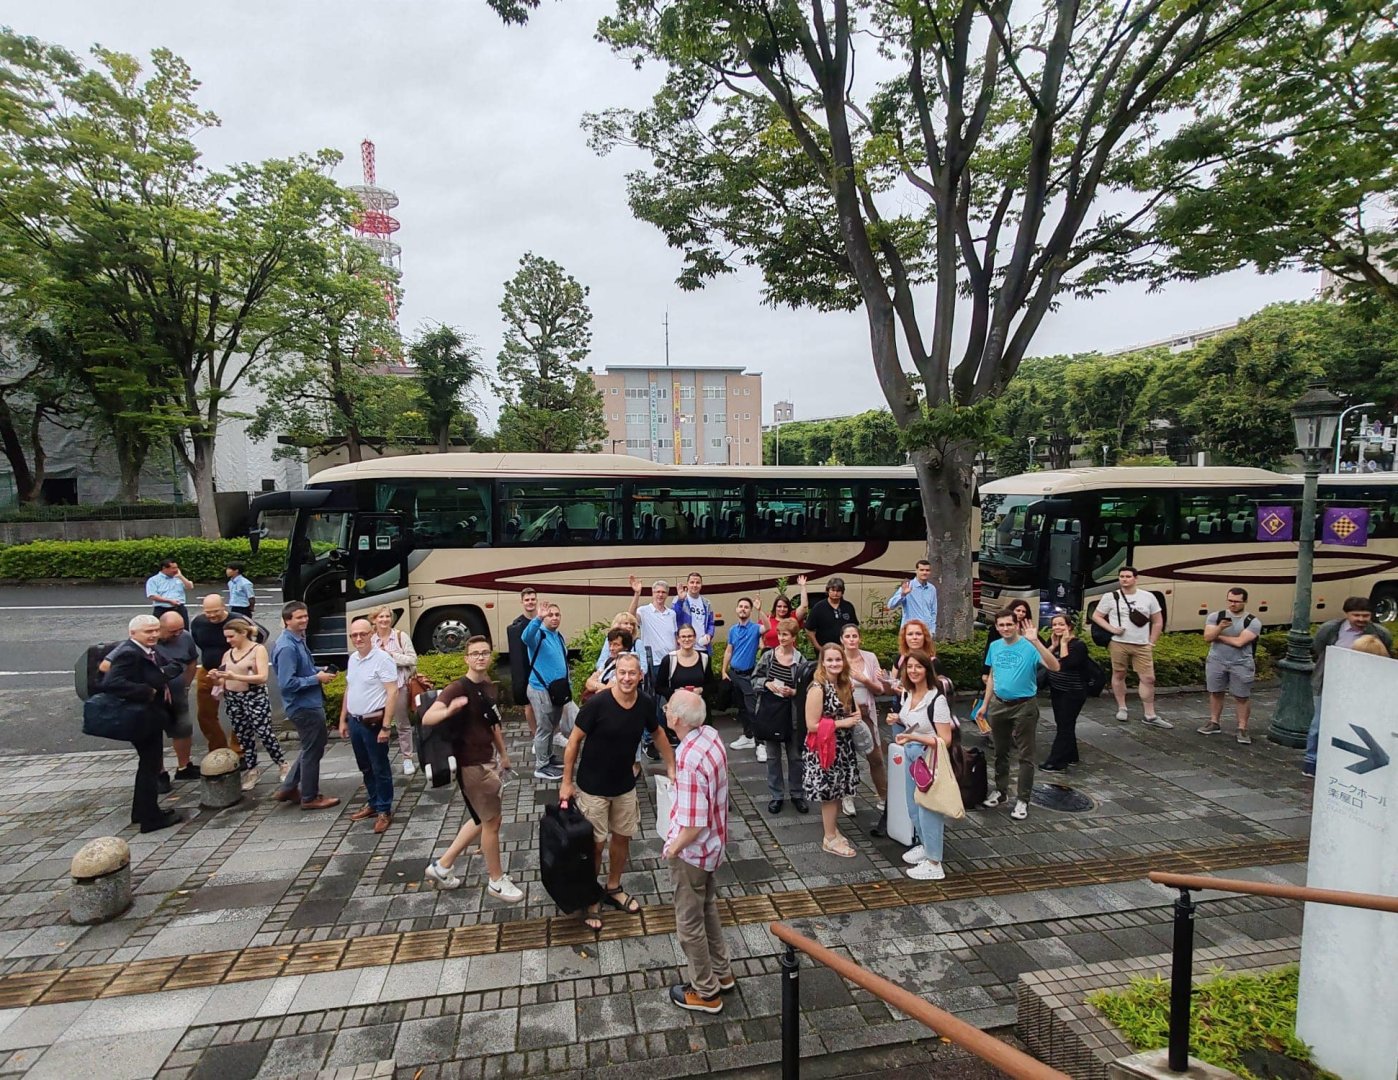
[74,642,120,701]
[1089,593,1119,647]
[949,727,988,809]
[539,800,604,914]
[1083,655,1108,698]
[1213,612,1260,656]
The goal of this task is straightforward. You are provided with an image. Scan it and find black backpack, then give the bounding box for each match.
[1213,612,1260,656]
[539,800,604,914]
[1089,593,1120,647]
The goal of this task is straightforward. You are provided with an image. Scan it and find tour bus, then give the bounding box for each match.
[978,467,1398,630]
[249,453,964,658]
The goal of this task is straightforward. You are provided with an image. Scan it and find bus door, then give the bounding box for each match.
[347,513,410,611]
[1045,518,1083,615]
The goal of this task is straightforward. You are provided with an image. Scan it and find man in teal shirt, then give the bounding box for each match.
[984,606,1058,822]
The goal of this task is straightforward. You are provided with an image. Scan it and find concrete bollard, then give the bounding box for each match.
[70,837,133,924]
[199,748,243,809]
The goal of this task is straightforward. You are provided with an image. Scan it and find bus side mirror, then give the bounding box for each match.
[248,525,268,554]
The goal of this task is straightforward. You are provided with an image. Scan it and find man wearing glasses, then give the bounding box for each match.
[421,636,524,903]
[340,617,399,833]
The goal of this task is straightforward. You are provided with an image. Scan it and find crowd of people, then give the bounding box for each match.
[95,553,1394,1013]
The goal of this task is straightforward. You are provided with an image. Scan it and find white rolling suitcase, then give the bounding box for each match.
[885,742,915,847]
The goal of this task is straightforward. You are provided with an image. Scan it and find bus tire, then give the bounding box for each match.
[416,608,488,655]
[1371,585,1398,626]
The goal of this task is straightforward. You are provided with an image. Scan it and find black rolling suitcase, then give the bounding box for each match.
[539,800,603,914]
[411,688,458,788]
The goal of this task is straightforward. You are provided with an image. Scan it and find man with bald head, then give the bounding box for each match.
[190,594,242,757]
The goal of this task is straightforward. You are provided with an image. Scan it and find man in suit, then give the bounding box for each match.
[102,614,187,834]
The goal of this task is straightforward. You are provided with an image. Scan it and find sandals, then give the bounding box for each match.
[603,886,641,914]
[581,904,603,932]
[822,835,857,859]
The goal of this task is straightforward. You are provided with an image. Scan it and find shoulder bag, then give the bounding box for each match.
[912,736,966,820]
[1089,593,1118,647]
[526,635,572,708]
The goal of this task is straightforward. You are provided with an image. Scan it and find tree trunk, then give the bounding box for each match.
[187,435,220,538]
[912,444,979,641]
[0,400,37,503]
[437,426,449,454]
[345,433,363,464]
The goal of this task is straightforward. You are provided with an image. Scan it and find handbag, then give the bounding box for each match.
[912,737,966,820]
[850,707,875,756]
[82,693,153,742]
[1089,592,1119,647]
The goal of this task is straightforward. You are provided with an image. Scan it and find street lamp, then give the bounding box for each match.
[1268,382,1344,748]
[725,434,736,465]
[611,438,625,454]
[1027,436,1038,469]
[1332,400,1376,474]
[1102,444,1110,467]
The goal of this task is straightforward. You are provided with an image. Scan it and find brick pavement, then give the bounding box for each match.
[0,688,1317,1077]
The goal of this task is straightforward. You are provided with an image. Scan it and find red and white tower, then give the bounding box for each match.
[347,139,401,320]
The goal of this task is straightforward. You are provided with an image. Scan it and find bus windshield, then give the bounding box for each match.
[979,494,1045,583]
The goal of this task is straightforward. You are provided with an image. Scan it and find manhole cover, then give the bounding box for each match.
[1030,783,1095,813]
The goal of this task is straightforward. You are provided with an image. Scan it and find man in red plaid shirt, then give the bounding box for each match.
[662,688,734,1013]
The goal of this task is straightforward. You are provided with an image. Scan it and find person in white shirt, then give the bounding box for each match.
[627,575,678,671]
[1090,567,1166,728]
[340,617,399,833]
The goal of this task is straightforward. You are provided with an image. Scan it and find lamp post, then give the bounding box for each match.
[725,434,736,466]
[1027,436,1038,469]
[1268,383,1344,748]
[1332,401,1376,474]
[1102,444,1110,467]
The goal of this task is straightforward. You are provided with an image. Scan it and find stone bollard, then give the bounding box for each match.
[200,748,243,809]
[70,837,132,924]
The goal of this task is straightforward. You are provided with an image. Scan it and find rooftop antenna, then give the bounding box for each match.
[664,309,670,367]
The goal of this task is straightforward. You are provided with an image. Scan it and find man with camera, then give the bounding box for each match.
[1091,567,1167,728]
[1198,588,1262,744]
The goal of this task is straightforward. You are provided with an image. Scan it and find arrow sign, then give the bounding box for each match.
[1330,725,1391,775]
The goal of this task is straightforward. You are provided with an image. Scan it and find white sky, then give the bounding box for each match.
[22,0,1318,422]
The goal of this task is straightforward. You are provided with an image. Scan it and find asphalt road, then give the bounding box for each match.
[0,583,282,756]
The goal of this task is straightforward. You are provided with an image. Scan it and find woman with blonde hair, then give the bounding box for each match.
[210,618,286,791]
[802,643,863,858]
[370,605,419,775]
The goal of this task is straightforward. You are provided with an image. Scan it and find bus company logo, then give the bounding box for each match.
[1322,507,1371,548]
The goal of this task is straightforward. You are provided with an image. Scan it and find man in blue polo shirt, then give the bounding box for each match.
[984,606,1058,822]
[887,559,938,635]
[721,598,761,750]
[146,559,193,627]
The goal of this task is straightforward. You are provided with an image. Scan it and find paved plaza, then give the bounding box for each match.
[0,688,1315,1078]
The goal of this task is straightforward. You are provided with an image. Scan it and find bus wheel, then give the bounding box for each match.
[1371,586,1398,625]
[417,608,487,655]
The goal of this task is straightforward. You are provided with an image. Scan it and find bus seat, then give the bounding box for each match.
[794,512,806,534]
[555,522,572,544]
[607,518,620,541]
[1198,520,1213,536]
[640,513,654,541]
[655,517,668,541]
[504,517,521,542]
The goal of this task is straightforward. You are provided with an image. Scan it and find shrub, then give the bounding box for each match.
[0,538,287,581]
[322,652,469,722]
[0,502,200,523]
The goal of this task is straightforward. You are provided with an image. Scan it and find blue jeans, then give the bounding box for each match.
[348,716,394,813]
[281,709,328,804]
[902,741,945,862]
[1303,693,1322,775]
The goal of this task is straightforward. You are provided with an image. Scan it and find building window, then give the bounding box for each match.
[679,386,694,399]
[710,438,723,449]
[626,438,651,449]
[743,413,751,420]
[656,387,668,399]
[703,387,726,400]
[744,437,751,443]
[611,387,619,395]
[743,388,750,396]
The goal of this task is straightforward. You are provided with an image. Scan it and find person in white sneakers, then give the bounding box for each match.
[1091,567,1167,728]
[421,635,523,903]
[984,606,1058,821]
[888,650,954,880]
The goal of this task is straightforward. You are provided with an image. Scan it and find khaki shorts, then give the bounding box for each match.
[458,764,503,825]
[1108,641,1155,678]
[575,788,641,843]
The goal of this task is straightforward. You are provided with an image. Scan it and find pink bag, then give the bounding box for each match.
[909,745,934,792]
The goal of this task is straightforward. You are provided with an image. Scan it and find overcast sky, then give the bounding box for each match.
[24,1,1317,423]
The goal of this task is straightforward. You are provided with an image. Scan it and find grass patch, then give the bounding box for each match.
[1088,966,1335,1080]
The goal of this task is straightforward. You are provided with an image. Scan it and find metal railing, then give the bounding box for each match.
[1148,871,1398,1073]
[770,921,1069,1080]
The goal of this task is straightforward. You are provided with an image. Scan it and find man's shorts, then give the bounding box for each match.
[458,764,503,825]
[575,788,641,843]
[1108,641,1155,678]
[164,688,194,739]
[1205,659,1255,699]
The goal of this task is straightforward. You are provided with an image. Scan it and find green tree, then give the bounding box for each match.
[764,410,901,466]
[408,324,486,453]
[1148,1,1398,313]
[248,237,403,462]
[493,254,607,453]
[0,34,353,536]
[538,0,1286,638]
[0,322,82,503]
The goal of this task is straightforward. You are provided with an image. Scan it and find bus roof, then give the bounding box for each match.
[981,466,1295,495]
[308,453,919,485]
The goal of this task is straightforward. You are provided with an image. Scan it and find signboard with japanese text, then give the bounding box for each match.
[1296,647,1397,1080]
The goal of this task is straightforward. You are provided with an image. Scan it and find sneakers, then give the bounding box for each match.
[553,732,569,750]
[876,800,886,812]
[729,735,756,750]
[717,976,737,994]
[425,861,462,890]
[901,845,927,866]
[982,791,1006,809]
[1236,731,1253,745]
[669,983,722,1014]
[488,875,525,903]
[907,860,946,881]
[533,763,564,781]
[1010,800,1029,820]
[1114,707,1129,722]
[841,796,856,816]
[173,764,200,781]
[755,744,768,763]
[240,767,260,792]
[1197,722,1223,735]
[278,762,292,782]
[1142,715,1174,730]
[402,758,417,777]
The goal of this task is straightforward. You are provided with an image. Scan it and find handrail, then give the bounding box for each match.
[769,921,1070,1080]
[1148,872,1398,914]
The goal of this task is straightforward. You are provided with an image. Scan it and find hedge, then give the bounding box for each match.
[322,653,470,721]
[0,538,288,581]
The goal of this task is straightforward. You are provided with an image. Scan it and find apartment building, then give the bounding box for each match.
[590,364,763,466]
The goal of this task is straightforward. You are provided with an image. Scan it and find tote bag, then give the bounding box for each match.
[912,737,965,821]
